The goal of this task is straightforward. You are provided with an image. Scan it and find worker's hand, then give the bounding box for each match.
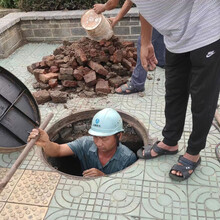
[109,17,118,28]
[93,4,106,14]
[27,128,50,148]
[140,43,158,71]
[83,168,105,177]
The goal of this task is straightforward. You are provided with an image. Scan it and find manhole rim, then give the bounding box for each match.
[37,108,149,179]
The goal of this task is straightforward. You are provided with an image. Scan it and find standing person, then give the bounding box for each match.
[94,0,165,95]
[132,0,220,181]
[28,108,137,177]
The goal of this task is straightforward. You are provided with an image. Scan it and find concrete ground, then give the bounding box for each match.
[0,43,220,220]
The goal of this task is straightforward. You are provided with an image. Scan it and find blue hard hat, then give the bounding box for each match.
[88,108,124,136]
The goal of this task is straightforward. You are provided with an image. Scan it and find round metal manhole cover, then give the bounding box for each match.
[0,66,41,153]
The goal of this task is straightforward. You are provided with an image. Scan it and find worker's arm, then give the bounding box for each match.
[93,0,120,14]
[139,14,158,71]
[28,128,73,157]
[110,0,133,27]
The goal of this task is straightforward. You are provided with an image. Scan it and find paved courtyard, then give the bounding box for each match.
[0,43,220,219]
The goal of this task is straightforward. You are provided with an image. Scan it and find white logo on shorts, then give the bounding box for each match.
[206,50,215,58]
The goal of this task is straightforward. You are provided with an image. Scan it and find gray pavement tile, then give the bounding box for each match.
[1,42,220,220]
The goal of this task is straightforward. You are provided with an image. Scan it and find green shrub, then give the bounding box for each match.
[18,0,125,11]
[0,0,19,8]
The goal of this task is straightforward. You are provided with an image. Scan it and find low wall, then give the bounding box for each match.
[0,8,20,18]
[0,8,140,58]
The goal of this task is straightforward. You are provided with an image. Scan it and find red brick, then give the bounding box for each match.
[128,58,136,67]
[49,91,68,103]
[105,41,112,47]
[99,39,107,46]
[42,55,55,61]
[75,47,87,64]
[27,62,40,74]
[111,50,123,63]
[73,69,83,81]
[108,46,116,55]
[71,58,78,69]
[46,60,55,67]
[63,56,70,63]
[49,78,58,88]
[90,49,97,57]
[83,70,97,87]
[82,67,91,75]
[58,73,74,81]
[109,76,129,88]
[33,69,47,82]
[54,59,65,66]
[133,51,137,60]
[39,61,47,68]
[33,90,51,104]
[99,51,109,63]
[126,50,133,58]
[88,61,108,76]
[96,80,110,94]
[60,67,73,75]
[122,58,132,70]
[39,73,58,83]
[49,66,59,73]
[62,80,77,87]
[122,41,135,47]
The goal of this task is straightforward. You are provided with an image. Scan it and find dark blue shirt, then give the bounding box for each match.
[67,136,137,175]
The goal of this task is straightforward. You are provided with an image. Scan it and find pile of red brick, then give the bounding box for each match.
[27,36,137,104]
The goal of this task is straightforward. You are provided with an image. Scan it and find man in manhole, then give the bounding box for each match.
[28,108,137,177]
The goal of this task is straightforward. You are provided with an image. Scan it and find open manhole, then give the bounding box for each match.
[39,109,149,177]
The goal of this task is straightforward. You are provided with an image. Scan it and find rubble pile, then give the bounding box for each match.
[27,36,137,104]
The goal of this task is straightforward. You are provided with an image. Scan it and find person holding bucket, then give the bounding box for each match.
[28,108,137,177]
[93,0,166,95]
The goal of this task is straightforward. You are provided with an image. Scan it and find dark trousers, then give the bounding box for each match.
[162,39,220,155]
[152,29,166,67]
[131,30,166,90]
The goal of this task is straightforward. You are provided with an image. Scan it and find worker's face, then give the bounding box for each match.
[93,134,121,153]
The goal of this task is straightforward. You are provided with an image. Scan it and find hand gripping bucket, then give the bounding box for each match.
[81,9,113,41]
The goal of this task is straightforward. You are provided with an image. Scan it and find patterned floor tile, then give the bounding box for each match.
[25,148,52,171]
[0,203,48,220]
[111,159,145,180]
[187,157,220,187]
[1,42,220,220]
[8,170,60,206]
[188,185,220,220]
[143,155,181,183]
[0,202,5,212]
[45,209,141,220]
[0,168,24,201]
[50,176,100,210]
[45,208,77,220]
[96,177,142,215]
[140,182,188,220]
[0,150,33,168]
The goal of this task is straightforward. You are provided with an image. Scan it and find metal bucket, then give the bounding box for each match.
[81,9,113,41]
